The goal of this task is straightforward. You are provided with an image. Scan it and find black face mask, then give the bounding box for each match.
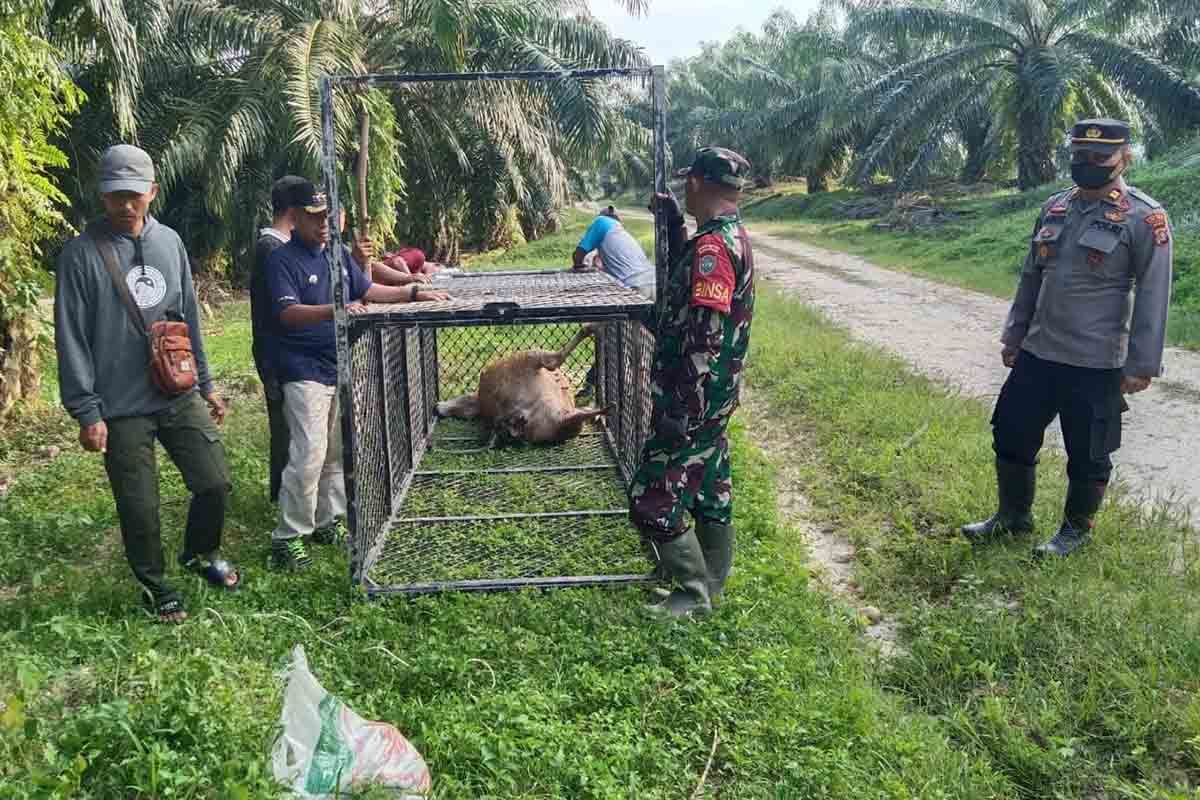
[1071,160,1121,190]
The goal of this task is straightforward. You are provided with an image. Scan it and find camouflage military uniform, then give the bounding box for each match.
[629,213,755,538]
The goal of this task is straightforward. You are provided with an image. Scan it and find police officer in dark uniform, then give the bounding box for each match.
[963,119,1173,557]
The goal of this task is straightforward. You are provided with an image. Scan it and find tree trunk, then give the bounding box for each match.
[0,310,43,419]
[1016,113,1058,190]
[806,170,830,193]
[959,119,992,184]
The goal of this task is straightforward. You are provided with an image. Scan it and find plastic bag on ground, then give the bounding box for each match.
[271,645,431,798]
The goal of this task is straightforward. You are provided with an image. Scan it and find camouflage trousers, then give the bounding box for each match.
[628,423,733,541]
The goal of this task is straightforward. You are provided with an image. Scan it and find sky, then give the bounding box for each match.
[589,0,822,65]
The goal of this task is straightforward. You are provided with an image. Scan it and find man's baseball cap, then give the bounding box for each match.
[98,144,155,194]
[677,147,751,189]
[270,175,308,214]
[289,180,329,214]
[1070,118,1131,154]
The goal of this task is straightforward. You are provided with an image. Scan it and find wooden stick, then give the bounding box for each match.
[356,105,371,235]
[689,729,720,800]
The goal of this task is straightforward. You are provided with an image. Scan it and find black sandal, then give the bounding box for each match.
[142,589,188,624]
[180,554,242,591]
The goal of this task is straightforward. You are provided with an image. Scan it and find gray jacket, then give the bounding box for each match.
[55,216,212,426]
[1002,183,1173,376]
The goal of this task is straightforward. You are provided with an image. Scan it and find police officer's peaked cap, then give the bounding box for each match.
[1070,118,1131,154]
[677,147,752,189]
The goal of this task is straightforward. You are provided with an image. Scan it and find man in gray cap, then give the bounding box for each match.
[54,144,241,623]
[962,119,1173,558]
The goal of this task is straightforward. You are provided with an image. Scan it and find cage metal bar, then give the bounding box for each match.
[366,574,654,597]
[320,76,361,587]
[434,432,604,442]
[397,510,627,524]
[652,64,669,318]
[324,67,665,594]
[415,464,616,476]
[373,327,392,515]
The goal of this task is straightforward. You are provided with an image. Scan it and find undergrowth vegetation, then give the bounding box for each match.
[4,210,1197,796]
[750,290,1200,798]
[2,214,1010,798]
[743,140,1200,347]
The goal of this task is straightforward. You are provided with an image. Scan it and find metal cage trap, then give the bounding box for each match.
[318,68,671,595]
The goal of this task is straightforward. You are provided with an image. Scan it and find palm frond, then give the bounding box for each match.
[847,5,1022,54]
[1062,30,1200,125]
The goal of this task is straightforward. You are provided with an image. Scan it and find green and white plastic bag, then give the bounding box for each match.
[272,646,431,798]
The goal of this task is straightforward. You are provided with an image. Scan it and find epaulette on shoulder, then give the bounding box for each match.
[1044,188,1075,213]
[1127,186,1162,209]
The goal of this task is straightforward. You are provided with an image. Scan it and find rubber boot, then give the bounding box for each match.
[1033,480,1106,558]
[643,536,671,599]
[696,519,735,601]
[643,529,712,619]
[961,459,1036,543]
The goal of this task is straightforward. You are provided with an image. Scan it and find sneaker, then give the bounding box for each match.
[271,537,312,571]
[312,518,347,546]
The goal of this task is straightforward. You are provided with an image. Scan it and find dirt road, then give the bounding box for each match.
[619,208,1200,515]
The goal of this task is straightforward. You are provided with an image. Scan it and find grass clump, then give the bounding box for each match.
[748,288,1200,797]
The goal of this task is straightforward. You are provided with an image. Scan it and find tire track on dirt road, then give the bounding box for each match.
[617,206,1200,515]
[747,232,1200,516]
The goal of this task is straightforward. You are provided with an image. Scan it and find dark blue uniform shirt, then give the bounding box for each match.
[265,238,372,386]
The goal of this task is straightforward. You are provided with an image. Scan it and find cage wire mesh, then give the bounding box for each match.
[322,67,668,595]
[345,298,654,594]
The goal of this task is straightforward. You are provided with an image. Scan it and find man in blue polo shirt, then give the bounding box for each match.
[572,207,654,297]
[265,181,449,570]
[572,207,655,400]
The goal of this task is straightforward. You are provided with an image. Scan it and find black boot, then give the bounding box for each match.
[961,459,1036,543]
[1033,480,1106,558]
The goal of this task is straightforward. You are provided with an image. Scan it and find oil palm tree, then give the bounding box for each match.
[844,0,1200,189]
[737,7,893,191]
[53,0,649,275]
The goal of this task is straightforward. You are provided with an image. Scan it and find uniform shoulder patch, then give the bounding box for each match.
[1144,211,1167,228]
[690,233,735,314]
[1128,186,1162,209]
[1145,210,1171,247]
[1046,189,1072,213]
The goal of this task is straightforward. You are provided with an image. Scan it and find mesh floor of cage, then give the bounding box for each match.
[365,417,647,592]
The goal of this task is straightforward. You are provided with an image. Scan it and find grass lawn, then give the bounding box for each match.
[0,216,1003,799]
[1,210,1196,797]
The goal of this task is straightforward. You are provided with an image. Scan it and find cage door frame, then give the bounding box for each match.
[318,67,669,590]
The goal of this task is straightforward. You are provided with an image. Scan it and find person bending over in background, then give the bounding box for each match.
[572,206,657,401]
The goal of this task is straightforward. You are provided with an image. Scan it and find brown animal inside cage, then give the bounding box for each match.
[341,271,655,595]
[435,325,611,445]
